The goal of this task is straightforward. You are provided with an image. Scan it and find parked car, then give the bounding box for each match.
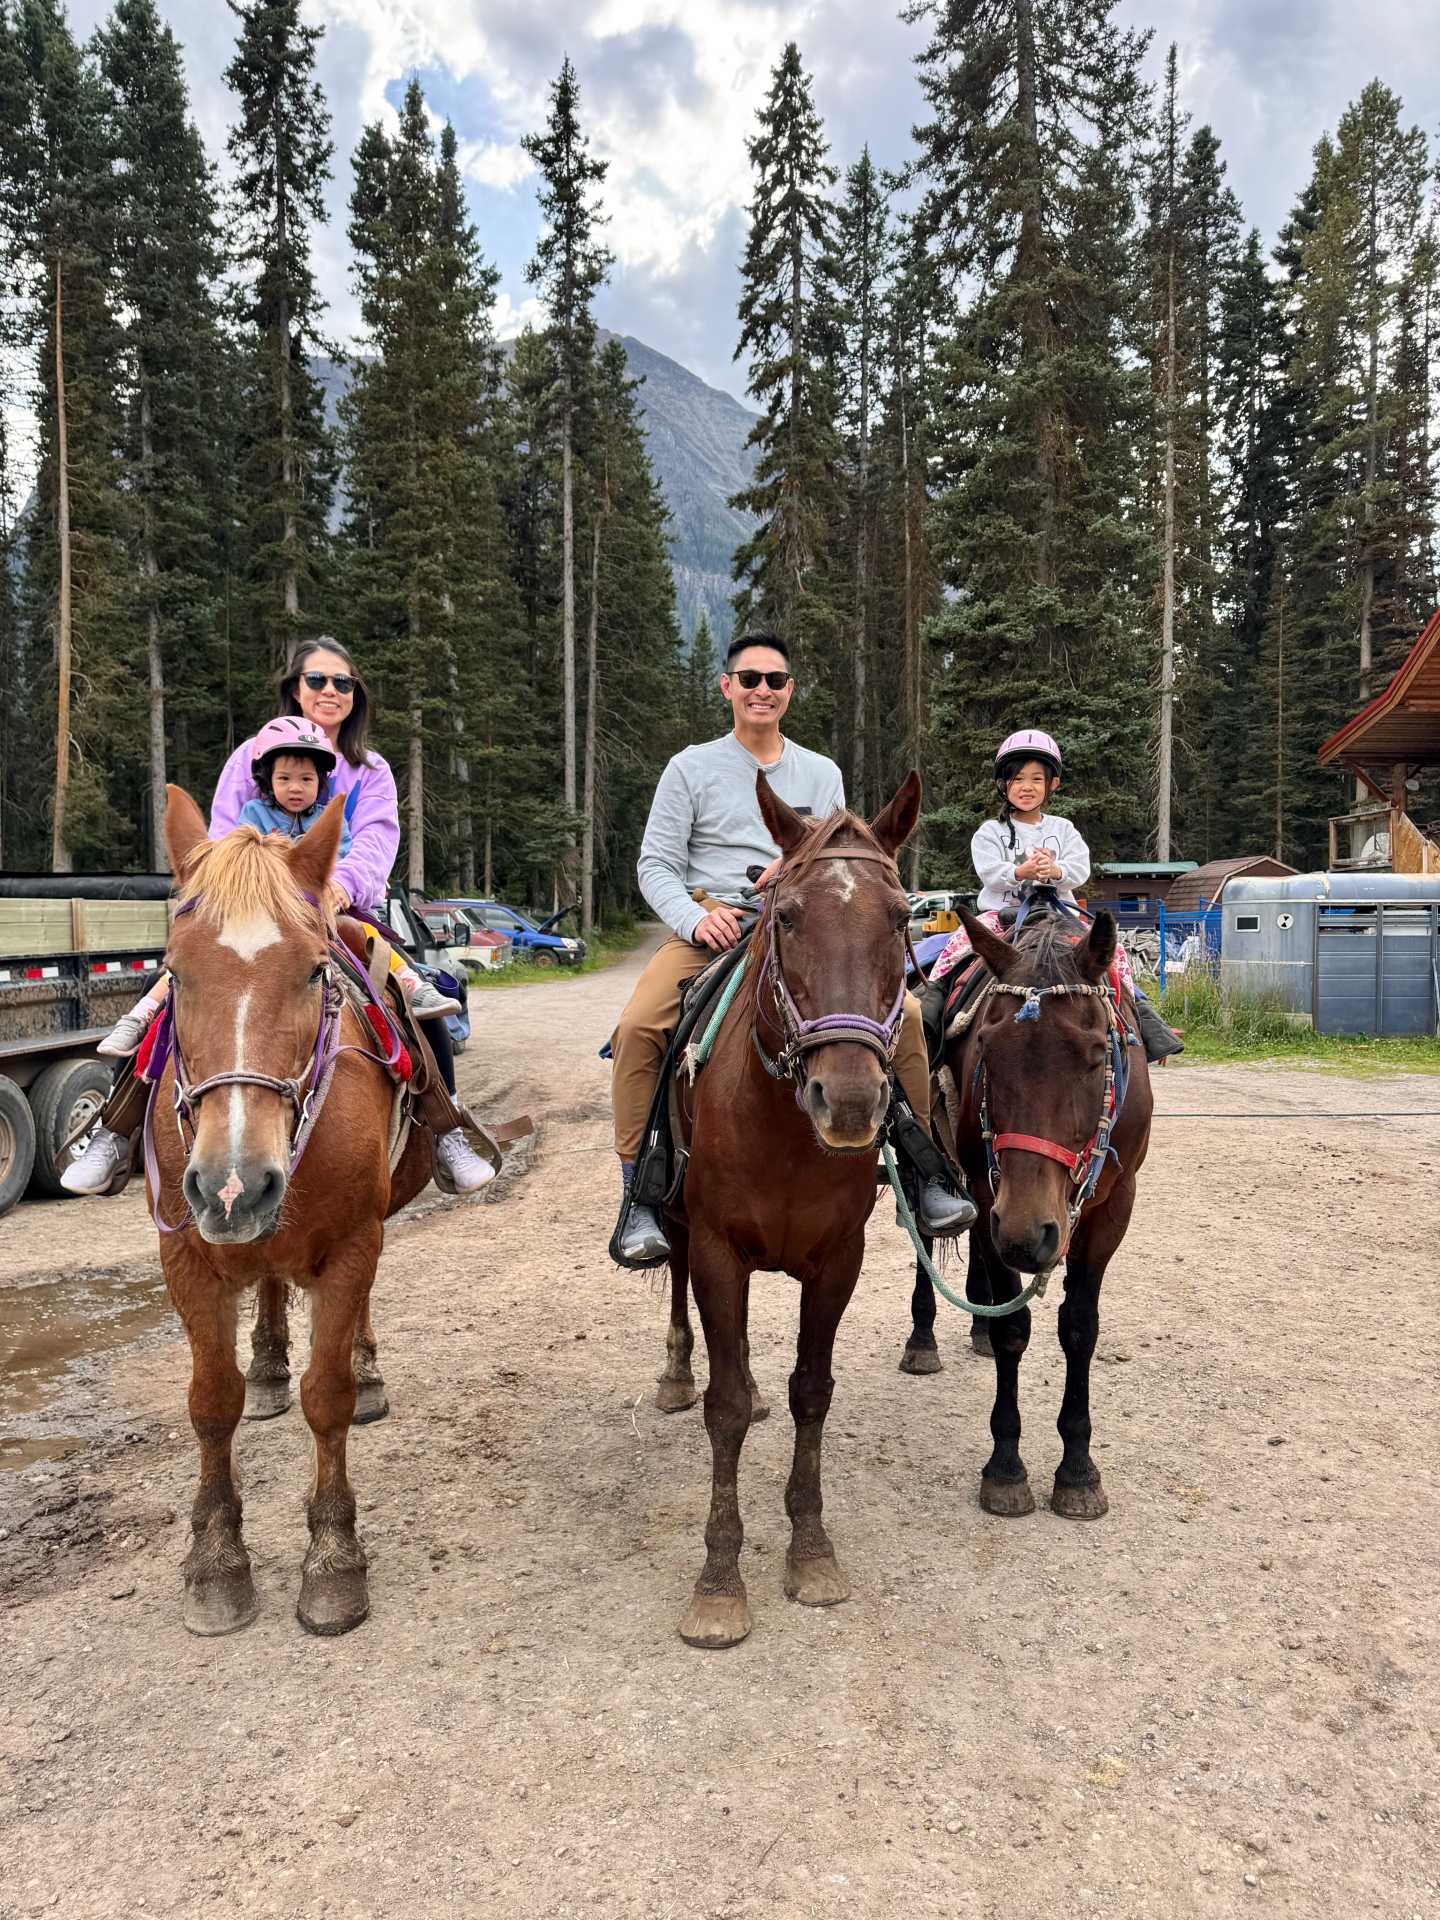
[433,900,587,969]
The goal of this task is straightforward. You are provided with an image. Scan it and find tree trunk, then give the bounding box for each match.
[897,339,921,891]
[1015,0,1056,615]
[52,261,72,874]
[276,157,298,638]
[789,179,804,614]
[1274,571,1286,862]
[141,381,167,870]
[1158,183,1178,860]
[852,184,872,817]
[582,512,602,936]
[443,594,472,893]
[561,397,578,894]
[1355,168,1381,817]
[408,582,424,892]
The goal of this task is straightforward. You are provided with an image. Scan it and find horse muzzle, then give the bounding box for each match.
[183,1153,288,1244]
[801,1049,890,1153]
[990,1200,1063,1274]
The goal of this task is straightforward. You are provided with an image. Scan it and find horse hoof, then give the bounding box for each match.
[784,1551,851,1608]
[678,1589,752,1649]
[979,1475,1036,1518]
[899,1343,943,1375]
[183,1570,259,1637]
[654,1376,699,1414]
[297,1566,370,1637]
[1051,1477,1109,1521]
[352,1381,390,1425]
[242,1378,291,1420]
[749,1391,770,1423]
[970,1328,993,1358]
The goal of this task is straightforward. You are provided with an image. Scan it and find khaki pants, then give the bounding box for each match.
[611,934,930,1161]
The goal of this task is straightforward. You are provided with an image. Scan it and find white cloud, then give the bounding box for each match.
[491,292,547,341]
[454,138,534,192]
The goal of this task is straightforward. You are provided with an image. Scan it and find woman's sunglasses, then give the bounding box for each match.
[301,670,357,695]
[731,669,792,691]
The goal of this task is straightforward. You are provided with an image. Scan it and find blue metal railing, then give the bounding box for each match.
[1156,904,1221,994]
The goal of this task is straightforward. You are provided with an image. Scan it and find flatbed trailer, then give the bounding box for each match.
[0,873,172,1215]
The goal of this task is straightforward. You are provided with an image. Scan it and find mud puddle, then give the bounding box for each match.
[0,1261,170,1469]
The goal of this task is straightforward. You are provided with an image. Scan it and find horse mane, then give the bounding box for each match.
[780,808,895,885]
[1007,913,1088,988]
[176,825,324,936]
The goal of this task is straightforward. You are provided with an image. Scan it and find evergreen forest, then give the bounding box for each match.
[2,0,1437,910]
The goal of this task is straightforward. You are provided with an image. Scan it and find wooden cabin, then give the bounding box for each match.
[1318,610,1440,874]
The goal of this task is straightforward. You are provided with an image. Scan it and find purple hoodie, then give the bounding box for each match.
[210,737,400,914]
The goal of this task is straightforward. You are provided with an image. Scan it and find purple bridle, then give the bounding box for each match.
[143,898,405,1234]
[753,845,909,1099]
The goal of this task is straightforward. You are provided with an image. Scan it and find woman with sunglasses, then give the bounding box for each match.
[62,638,497,1197]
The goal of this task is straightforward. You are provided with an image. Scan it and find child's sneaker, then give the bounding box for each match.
[97,1002,161,1058]
[410,981,461,1020]
[433,1127,496,1194]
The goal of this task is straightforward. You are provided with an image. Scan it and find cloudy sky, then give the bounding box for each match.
[67,0,1440,404]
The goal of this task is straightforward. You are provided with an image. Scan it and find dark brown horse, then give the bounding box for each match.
[659,772,921,1648]
[150,789,431,1636]
[912,905,1153,1520]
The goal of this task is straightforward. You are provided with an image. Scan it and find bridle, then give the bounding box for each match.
[973,976,1129,1245]
[752,844,909,1106]
[143,898,406,1234]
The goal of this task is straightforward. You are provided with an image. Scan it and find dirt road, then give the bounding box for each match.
[1,930,1437,1919]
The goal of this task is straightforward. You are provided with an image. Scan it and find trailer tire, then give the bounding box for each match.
[28,1057,114,1197]
[0,1076,37,1217]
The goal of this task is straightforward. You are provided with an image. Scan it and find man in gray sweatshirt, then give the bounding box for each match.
[611,631,973,1265]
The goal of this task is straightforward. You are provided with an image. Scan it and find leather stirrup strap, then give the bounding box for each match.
[367,933,393,999]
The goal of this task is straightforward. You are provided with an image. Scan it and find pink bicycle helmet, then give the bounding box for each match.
[249,714,337,782]
[994,729,1062,780]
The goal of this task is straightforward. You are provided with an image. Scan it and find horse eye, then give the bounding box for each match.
[309,963,326,985]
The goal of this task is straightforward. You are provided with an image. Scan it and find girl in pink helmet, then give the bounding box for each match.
[925,731,1182,1059]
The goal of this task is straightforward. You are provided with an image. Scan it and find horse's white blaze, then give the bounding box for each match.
[217,912,282,963]
[228,989,253,1171]
[831,864,856,904]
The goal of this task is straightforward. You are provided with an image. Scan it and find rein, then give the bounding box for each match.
[144,901,407,1234]
[751,846,907,1104]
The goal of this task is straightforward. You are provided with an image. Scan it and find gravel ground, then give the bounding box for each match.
[1,928,1436,1920]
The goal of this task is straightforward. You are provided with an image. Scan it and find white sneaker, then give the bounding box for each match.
[97,1005,159,1058]
[410,981,462,1020]
[59,1125,127,1195]
[433,1126,496,1194]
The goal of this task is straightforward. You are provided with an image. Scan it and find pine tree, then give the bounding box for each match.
[2,0,134,869]
[729,41,844,746]
[98,0,230,867]
[834,148,887,814]
[906,0,1153,866]
[522,58,612,893]
[225,0,334,671]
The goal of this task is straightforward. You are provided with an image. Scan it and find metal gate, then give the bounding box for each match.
[1314,903,1439,1036]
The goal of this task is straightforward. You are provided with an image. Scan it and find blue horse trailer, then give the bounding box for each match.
[1221,873,1440,1036]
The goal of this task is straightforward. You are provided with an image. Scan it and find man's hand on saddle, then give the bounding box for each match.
[694,904,744,951]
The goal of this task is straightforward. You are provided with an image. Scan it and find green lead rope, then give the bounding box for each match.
[691,946,751,1072]
[881,1140,1052,1320]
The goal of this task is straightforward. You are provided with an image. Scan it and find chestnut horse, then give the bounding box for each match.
[910,905,1153,1520]
[151,788,430,1636]
[660,772,920,1649]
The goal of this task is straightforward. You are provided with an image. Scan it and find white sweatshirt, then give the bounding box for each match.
[971,812,1091,913]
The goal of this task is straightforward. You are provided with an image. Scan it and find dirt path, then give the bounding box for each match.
[1,930,1437,1920]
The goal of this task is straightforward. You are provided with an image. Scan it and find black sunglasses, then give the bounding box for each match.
[731,668,791,691]
[301,670,356,695]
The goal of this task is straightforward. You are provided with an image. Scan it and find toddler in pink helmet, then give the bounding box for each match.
[92,718,455,1061]
[925,730,1182,1061]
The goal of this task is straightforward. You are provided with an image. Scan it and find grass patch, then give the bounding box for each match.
[463,918,648,992]
[1142,967,1440,1075]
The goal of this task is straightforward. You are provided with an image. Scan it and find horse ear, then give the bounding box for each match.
[164,786,208,877]
[1081,909,1117,983]
[756,770,809,855]
[868,771,922,857]
[286,794,345,899]
[958,904,1017,979]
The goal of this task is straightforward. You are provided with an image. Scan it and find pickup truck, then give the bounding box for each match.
[0,872,173,1215]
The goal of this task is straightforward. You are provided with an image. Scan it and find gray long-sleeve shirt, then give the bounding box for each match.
[638,732,846,941]
[972,812,1091,913]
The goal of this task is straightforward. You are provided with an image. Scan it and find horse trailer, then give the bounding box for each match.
[1221,872,1440,1036]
